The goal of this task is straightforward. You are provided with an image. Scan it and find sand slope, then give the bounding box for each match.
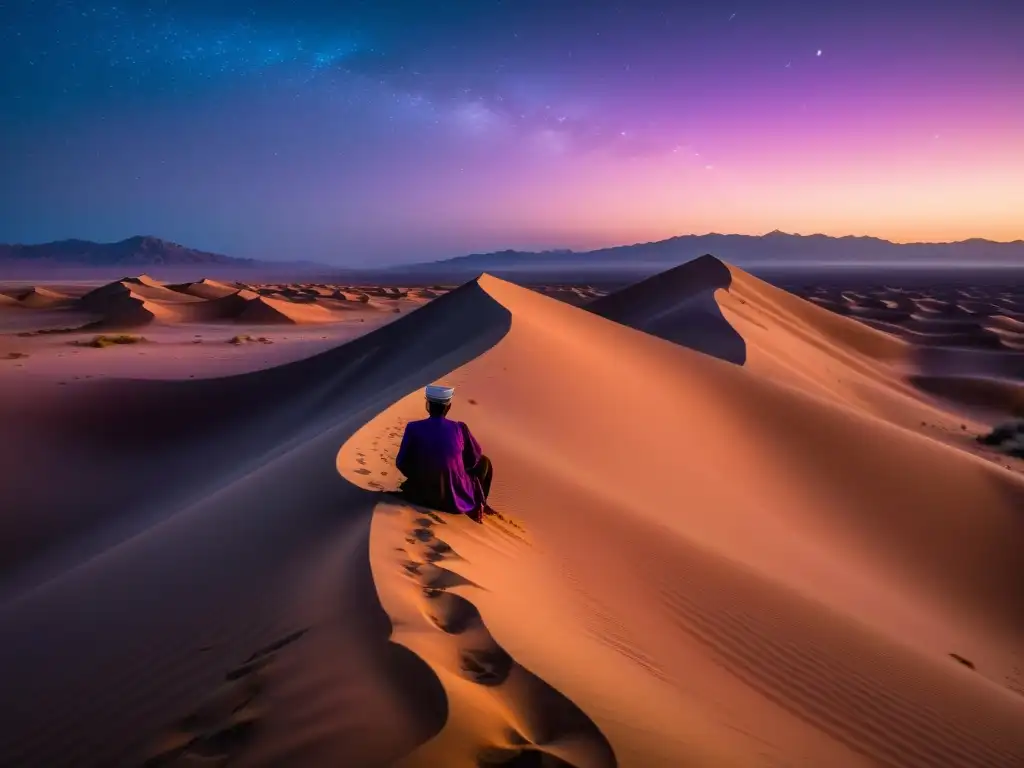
[1,270,1022,766]
[336,275,1024,767]
[588,255,998,433]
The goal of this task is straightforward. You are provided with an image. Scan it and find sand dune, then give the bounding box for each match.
[234,294,338,324]
[1,264,1023,766]
[587,255,970,431]
[168,277,242,300]
[6,274,447,329]
[794,279,1024,353]
[16,286,73,308]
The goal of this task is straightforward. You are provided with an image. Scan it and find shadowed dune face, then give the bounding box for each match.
[0,280,512,767]
[911,375,1024,417]
[588,255,746,364]
[0,280,511,585]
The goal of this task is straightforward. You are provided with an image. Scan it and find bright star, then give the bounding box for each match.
[816,49,822,56]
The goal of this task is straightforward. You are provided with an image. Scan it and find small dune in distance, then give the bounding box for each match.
[0,255,1023,767]
[3,273,454,329]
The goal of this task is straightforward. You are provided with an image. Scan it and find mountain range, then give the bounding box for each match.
[0,236,254,267]
[2,232,1023,275]
[414,231,1024,274]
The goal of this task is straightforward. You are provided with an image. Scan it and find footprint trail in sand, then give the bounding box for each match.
[141,629,309,766]
[380,502,617,768]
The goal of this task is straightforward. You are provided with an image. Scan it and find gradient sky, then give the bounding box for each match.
[1,0,1022,265]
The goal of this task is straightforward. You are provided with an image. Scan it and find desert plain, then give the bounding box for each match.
[1,258,1023,767]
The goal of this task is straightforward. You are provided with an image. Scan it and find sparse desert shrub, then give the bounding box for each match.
[37,327,78,335]
[977,421,1024,458]
[977,420,1023,446]
[3,351,28,360]
[229,334,273,345]
[76,334,147,348]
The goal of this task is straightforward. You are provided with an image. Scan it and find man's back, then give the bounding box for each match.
[396,415,483,514]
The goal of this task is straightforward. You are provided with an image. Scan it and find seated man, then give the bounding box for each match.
[395,384,493,522]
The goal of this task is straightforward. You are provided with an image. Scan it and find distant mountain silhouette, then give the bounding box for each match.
[0,236,254,267]
[409,231,1024,273]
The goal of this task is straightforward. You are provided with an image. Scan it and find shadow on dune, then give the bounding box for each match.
[587,254,747,365]
[133,485,450,768]
[912,345,1024,383]
[0,278,517,767]
[909,374,1024,417]
[0,278,512,593]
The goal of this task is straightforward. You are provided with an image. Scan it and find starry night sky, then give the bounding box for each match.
[2,0,1022,264]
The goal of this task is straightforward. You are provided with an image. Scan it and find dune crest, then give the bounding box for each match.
[167,277,241,300]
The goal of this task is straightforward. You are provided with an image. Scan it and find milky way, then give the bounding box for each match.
[1,0,1022,264]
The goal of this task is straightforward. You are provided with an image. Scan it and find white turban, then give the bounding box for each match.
[425,385,455,403]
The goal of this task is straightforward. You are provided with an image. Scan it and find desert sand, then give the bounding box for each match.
[0,261,1022,767]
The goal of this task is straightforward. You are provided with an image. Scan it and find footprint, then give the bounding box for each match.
[460,648,514,686]
[418,564,477,590]
[425,591,480,635]
[950,653,975,670]
[140,629,308,766]
[411,527,434,542]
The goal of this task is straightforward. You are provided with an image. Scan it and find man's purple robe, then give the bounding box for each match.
[395,416,485,514]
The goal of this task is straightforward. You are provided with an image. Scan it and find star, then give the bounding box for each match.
[816,49,823,56]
